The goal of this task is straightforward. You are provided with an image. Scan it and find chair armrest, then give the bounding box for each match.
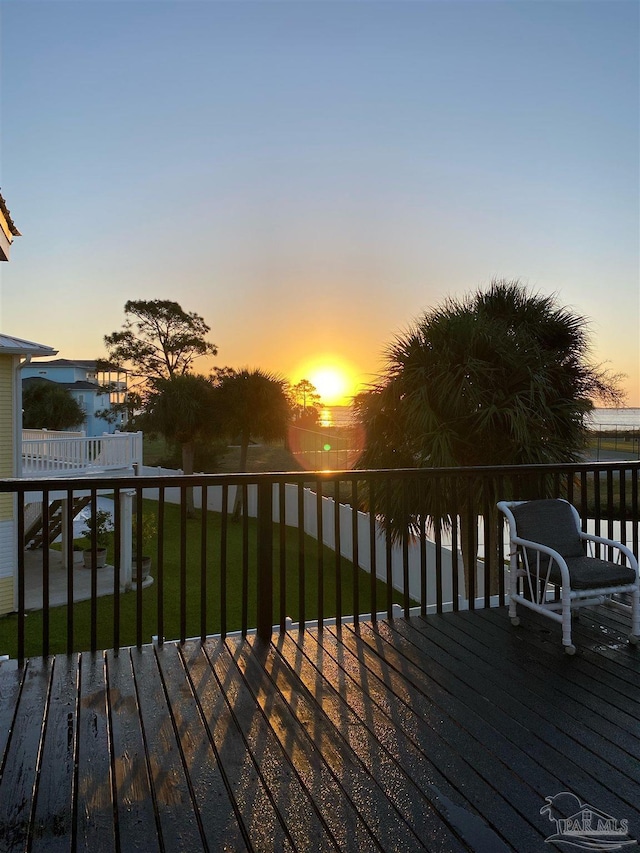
[511,535,571,585]
[578,532,639,574]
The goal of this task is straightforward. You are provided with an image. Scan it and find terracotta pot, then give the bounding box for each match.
[83,548,107,569]
[132,556,152,582]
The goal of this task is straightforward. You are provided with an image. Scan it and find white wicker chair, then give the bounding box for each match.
[497,498,640,654]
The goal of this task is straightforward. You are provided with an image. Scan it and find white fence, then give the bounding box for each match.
[21,431,144,476]
[140,481,473,610]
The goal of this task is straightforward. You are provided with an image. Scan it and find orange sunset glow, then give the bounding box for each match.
[294,358,361,407]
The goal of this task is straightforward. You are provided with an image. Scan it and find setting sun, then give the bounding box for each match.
[308,367,347,406]
[294,358,359,406]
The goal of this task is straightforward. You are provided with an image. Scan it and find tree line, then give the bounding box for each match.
[22,299,325,478]
[23,282,622,577]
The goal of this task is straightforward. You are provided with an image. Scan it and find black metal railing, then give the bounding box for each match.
[0,460,638,663]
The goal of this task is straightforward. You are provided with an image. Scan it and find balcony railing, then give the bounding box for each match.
[0,460,638,663]
[21,429,144,476]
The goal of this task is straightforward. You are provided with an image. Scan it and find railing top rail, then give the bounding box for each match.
[2,459,639,494]
[22,433,136,444]
[22,429,85,439]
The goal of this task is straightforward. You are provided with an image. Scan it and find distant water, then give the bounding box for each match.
[319,406,354,428]
[588,408,640,430]
[324,406,640,430]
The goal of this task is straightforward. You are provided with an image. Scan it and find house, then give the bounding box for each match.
[21,358,128,436]
[0,194,140,615]
[0,193,59,614]
[0,334,59,615]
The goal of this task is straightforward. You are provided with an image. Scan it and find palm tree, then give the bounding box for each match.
[214,368,290,516]
[356,279,622,589]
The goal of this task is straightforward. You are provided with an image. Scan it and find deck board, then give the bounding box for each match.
[30,654,78,853]
[0,607,638,852]
[75,652,115,851]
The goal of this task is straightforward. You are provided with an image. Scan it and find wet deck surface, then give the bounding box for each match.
[0,606,638,852]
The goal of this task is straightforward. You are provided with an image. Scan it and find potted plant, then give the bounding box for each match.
[132,512,156,582]
[82,509,113,569]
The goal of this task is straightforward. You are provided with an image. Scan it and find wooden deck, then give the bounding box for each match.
[0,606,638,852]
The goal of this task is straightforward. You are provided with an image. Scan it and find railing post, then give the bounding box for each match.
[257,481,273,641]
[120,490,133,588]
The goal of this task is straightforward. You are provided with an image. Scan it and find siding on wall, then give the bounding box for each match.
[0,518,15,617]
[0,576,14,616]
[0,356,16,613]
[0,521,15,581]
[0,355,15,521]
[0,355,14,473]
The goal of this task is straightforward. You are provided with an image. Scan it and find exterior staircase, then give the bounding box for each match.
[24,497,92,550]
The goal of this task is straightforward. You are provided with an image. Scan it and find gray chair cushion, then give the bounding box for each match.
[512,500,583,558]
[552,556,636,589]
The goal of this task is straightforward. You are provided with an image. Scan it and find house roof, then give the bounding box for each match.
[28,358,125,373]
[0,334,57,357]
[22,376,100,392]
[0,191,20,237]
[30,358,97,370]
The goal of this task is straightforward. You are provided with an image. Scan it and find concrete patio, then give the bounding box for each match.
[22,548,152,611]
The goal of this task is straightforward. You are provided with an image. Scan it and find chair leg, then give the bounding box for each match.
[630,586,640,645]
[508,561,520,626]
[561,595,576,655]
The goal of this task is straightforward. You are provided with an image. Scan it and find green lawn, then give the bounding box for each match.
[0,500,407,659]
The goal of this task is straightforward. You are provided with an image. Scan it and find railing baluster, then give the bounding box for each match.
[369,479,377,622]
[157,487,165,646]
[200,484,207,642]
[242,484,249,636]
[607,468,615,551]
[402,481,410,618]
[496,474,505,605]
[334,480,342,627]
[179,485,187,644]
[42,492,50,657]
[88,490,98,653]
[466,477,477,611]
[297,482,305,630]
[593,469,602,556]
[17,490,25,665]
[385,478,393,619]
[66,486,75,654]
[113,487,121,653]
[316,480,324,629]
[220,484,228,639]
[449,476,457,612]
[136,487,144,649]
[483,481,492,608]
[351,478,360,627]
[257,480,273,641]
[619,467,626,549]
[419,477,427,617]
[279,482,287,633]
[632,467,638,558]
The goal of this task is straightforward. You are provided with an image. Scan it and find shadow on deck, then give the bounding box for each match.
[0,606,638,852]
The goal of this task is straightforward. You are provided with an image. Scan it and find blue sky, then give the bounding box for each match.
[1,0,638,404]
